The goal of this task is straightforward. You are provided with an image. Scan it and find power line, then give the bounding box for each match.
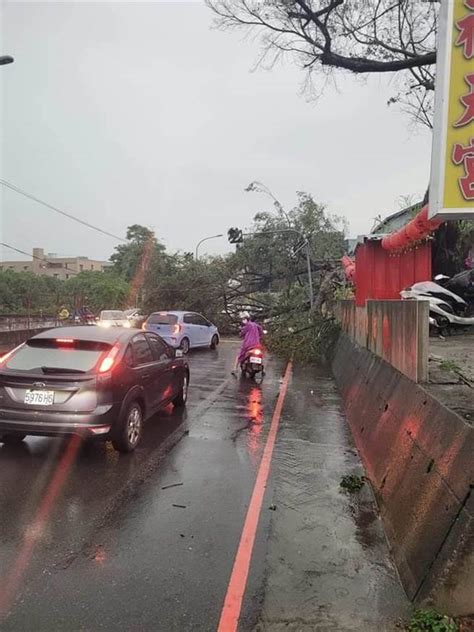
[0,179,127,243]
[0,242,80,275]
[1,242,52,262]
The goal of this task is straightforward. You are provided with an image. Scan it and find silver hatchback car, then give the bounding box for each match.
[143,311,219,354]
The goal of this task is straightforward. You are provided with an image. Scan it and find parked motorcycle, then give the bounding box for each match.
[411,281,468,314]
[435,270,474,315]
[401,281,474,332]
[241,346,265,382]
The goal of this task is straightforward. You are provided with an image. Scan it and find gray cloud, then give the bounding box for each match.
[1,1,431,261]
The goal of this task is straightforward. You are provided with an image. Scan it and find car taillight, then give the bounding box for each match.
[98,345,120,373]
[173,324,181,335]
[0,343,23,366]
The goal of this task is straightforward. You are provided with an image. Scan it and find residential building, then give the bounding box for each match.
[0,248,111,280]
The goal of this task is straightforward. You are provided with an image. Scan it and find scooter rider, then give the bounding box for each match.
[231,312,263,376]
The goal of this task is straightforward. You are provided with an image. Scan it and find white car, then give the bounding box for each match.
[97,310,131,328]
[124,308,146,328]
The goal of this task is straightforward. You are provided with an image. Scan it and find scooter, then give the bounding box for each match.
[401,282,474,332]
[435,271,474,315]
[410,281,468,315]
[241,347,265,382]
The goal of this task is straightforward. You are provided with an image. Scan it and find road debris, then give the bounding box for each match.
[162,482,184,490]
[340,474,365,493]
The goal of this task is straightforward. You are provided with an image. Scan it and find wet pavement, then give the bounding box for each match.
[253,365,409,631]
[428,334,474,424]
[0,342,409,631]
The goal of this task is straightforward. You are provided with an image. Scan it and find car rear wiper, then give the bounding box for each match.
[41,366,86,374]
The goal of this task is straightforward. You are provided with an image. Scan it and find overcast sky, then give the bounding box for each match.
[1,0,432,262]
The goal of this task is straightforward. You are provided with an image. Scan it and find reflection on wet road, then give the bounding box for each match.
[0,342,286,630]
[0,397,190,602]
[0,342,408,631]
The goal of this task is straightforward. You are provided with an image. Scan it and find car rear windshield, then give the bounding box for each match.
[4,339,111,373]
[101,311,126,320]
[147,313,178,325]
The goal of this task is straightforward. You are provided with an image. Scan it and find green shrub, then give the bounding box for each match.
[406,609,458,632]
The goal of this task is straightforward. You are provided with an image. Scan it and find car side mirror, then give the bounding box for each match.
[176,349,184,358]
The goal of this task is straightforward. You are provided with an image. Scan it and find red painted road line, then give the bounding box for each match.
[218,362,293,632]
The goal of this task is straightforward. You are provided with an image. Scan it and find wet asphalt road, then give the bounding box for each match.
[0,342,408,631]
[0,342,286,631]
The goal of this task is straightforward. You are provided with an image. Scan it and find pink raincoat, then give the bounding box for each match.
[238,321,263,363]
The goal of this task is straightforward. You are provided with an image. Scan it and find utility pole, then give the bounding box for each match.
[244,181,314,308]
[245,228,314,309]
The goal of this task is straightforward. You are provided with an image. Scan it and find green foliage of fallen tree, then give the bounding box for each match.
[266,308,341,365]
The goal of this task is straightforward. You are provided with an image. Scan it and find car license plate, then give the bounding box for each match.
[24,390,55,406]
[250,357,262,364]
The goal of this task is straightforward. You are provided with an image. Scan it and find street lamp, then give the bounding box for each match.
[245,181,292,226]
[0,56,14,65]
[195,234,223,260]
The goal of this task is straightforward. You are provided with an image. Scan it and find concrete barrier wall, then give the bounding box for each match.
[336,301,368,347]
[332,333,473,615]
[336,300,429,382]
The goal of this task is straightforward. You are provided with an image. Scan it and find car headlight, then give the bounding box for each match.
[124,321,131,328]
[98,321,111,328]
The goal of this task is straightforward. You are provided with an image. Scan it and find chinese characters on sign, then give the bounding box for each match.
[453,1,474,201]
[452,139,474,199]
[453,73,474,128]
[430,0,474,218]
[455,0,474,58]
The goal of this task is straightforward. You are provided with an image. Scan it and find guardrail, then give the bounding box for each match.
[0,316,60,332]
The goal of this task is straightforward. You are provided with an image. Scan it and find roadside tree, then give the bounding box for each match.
[207,0,439,127]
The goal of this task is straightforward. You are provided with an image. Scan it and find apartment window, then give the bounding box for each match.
[91,264,94,271]
[80,264,84,272]
[23,266,28,271]
[66,274,70,279]
[9,266,14,270]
